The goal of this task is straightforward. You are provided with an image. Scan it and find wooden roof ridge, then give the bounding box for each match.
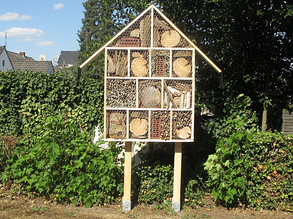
[79,4,221,73]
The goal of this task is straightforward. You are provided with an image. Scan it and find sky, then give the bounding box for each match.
[0,0,85,64]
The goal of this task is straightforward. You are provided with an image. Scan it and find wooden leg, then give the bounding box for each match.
[172,142,182,211]
[122,142,132,211]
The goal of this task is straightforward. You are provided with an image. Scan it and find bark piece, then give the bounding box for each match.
[173,51,192,57]
[107,55,116,74]
[154,17,170,30]
[140,15,151,47]
[130,118,148,136]
[108,112,125,138]
[131,57,148,77]
[132,52,144,58]
[167,86,182,96]
[130,29,140,38]
[173,58,191,77]
[161,30,181,48]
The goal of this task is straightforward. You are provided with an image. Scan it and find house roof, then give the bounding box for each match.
[57,51,78,66]
[7,51,34,62]
[0,46,4,55]
[79,4,221,73]
[12,61,53,73]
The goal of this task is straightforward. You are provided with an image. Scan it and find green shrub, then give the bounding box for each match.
[206,94,258,139]
[184,178,205,208]
[204,131,293,211]
[0,71,104,137]
[134,164,173,204]
[2,115,122,207]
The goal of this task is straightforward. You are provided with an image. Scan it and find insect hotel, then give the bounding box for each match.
[79,4,221,212]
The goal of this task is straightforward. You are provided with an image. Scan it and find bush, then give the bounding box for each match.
[204,131,293,211]
[2,115,122,207]
[134,164,173,204]
[184,178,205,208]
[0,71,104,137]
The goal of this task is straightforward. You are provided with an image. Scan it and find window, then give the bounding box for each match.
[2,60,4,66]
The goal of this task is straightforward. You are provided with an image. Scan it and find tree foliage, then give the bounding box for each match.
[116,0,293,130]
[77,0,121,78]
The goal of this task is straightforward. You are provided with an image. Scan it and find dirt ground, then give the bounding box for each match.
[0,193,292,219]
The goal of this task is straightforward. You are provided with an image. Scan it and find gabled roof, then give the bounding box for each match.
[0,46,4,55]
[57,51,78,66]
[7,51,35,62]
[12,61,53,73]
[80,4,221,73]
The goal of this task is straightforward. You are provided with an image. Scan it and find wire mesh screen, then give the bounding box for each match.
[108,11,151,48]
[104,6,195,142]
[153,10,191,48]
[106,110,126,139]
[107,49,128,77]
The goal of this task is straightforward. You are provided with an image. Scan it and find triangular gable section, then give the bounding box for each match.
[80,4,221,73]
[106,6,192,48]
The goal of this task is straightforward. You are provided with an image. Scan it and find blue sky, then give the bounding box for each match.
[0,1,85,64]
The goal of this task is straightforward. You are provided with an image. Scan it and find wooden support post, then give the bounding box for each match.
[122,142,132,211]
[172,142,182,211]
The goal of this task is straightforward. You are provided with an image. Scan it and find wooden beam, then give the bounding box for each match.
[122,142,132,211]
[172,142,182,211]
[79,4,154,69]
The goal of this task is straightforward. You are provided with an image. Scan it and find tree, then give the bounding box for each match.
[77,0,120,79]
[117,0,293,131]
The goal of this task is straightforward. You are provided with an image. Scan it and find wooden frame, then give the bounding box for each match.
[79,4,222,212]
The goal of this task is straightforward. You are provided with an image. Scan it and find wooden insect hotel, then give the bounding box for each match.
[79,4,221,211]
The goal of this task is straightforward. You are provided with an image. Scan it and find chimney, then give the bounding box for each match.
[19,52,25,56]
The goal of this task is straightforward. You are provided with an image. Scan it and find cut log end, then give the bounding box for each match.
[173,58,191,77]
[161,30,181,48]
[140,86,161,108]
[131,57,148,77]
[176,126,191,139]
[130,118,148,136]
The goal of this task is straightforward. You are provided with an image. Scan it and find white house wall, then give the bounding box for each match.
[0,49,13,72]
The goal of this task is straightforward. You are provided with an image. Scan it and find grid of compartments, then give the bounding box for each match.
[104,7,195,141]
